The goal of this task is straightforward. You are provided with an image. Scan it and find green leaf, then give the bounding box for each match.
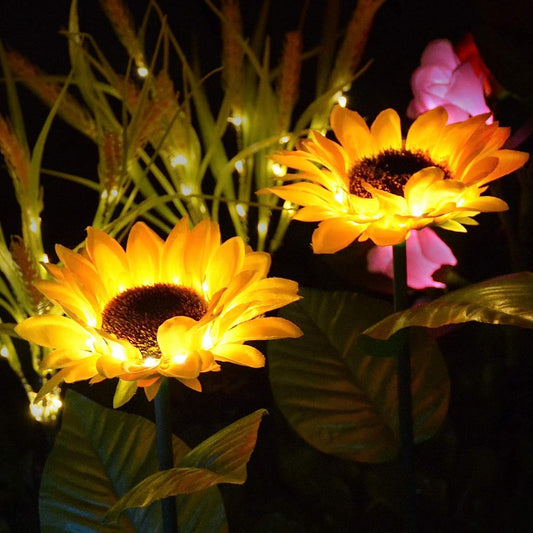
[106,409,267,523]
[40,389,228,533]
[363,272,533,341]
[268,288,449,463]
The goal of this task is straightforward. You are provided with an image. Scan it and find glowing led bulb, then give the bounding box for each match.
[228,115,243,127]
[257,221,268,237]
[137,66,149,78]
[279,135,290,144]
[272,162,286,177]
[180,183,193,196]
[0,345,8,358]
[335,92,347,107]
[236,203,247,217]
[170,154,188,167]
[235,160,244,173]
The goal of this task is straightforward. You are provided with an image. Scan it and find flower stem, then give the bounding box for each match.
[392,241,416,533]
[154,377,178,533]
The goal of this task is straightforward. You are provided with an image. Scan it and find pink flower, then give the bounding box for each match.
[367,227,457,290]
[407,39,492,124]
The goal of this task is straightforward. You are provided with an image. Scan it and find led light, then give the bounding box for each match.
[227,115,243,127]
[202,328,214,350]
[137,66,149,78]
[143,356,159,368]
[180,183,193,196]
[235,160,244,173]
[279,135,290,144]
[170,154,188,167]
[335,92,348,107]
[272,162,286,177]
[0,345,8,358]
[236,203,247,217]
[28,390,62,423]
[257,221,268,236]
[29,216,40,234]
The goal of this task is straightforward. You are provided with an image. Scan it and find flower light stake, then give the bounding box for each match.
[260,104,529,529]
[15,217,302,531]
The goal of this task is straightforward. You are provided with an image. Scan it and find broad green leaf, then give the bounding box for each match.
[363,272,533,340]
[40,390,228,533]
[269,288,449,463]
[106,409,267,523]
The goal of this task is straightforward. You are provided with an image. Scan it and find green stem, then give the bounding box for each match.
[154,377,178,533]
[392,241,416,533]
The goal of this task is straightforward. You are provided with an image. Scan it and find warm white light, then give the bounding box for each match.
[173,353,188,365]
[202,328,214,350]
[41,254,49,264]
[170,154,188,167]
[272,162,286,177]
[143,356,159,368]
[335,92,347,107]
[333,186,346,204]
[236,203,247,217]
[137,66,149,78]
[29,390,62,423]
[235,160,244,173]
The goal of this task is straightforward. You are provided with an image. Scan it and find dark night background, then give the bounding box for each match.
[1,1,533,531]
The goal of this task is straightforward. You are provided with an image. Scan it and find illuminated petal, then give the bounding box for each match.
[160,216,190,284]
[405,107,448,151]
[15,315,94,350]
[86,227,131,296]
[205,236,245,296]
[330,105,374,159]
[370,109,402,151]
[222,317,302,344]
[42,348,94,370]
[312,218,366,253]
[157,315,197,358]
[212,343,266,368]
[126,222,164,286]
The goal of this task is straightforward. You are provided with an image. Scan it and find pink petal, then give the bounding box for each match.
[367,228,457,289]
[420,39,460,70]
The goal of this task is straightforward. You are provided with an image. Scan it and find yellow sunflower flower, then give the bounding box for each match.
[260,105,529,251]
[15,218,302,407]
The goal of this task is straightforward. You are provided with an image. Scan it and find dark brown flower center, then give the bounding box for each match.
[348,148,450,198]
[101,283,207,358]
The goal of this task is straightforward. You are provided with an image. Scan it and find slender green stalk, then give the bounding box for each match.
[154,377,178,533]
[392,241,416,533]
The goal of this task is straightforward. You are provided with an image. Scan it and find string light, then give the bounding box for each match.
[28,389,62,423]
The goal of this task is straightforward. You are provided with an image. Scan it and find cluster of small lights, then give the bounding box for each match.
[28,390,63,423]
[101,188,119,201]
[170,154,188,167]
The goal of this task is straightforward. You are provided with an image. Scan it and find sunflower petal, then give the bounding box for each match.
[223,317,303,343]
[212,343,266,368]
[370,108,402,151]
[311,218,366,253]
[126,222,164,286]
[15,315,94,350]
